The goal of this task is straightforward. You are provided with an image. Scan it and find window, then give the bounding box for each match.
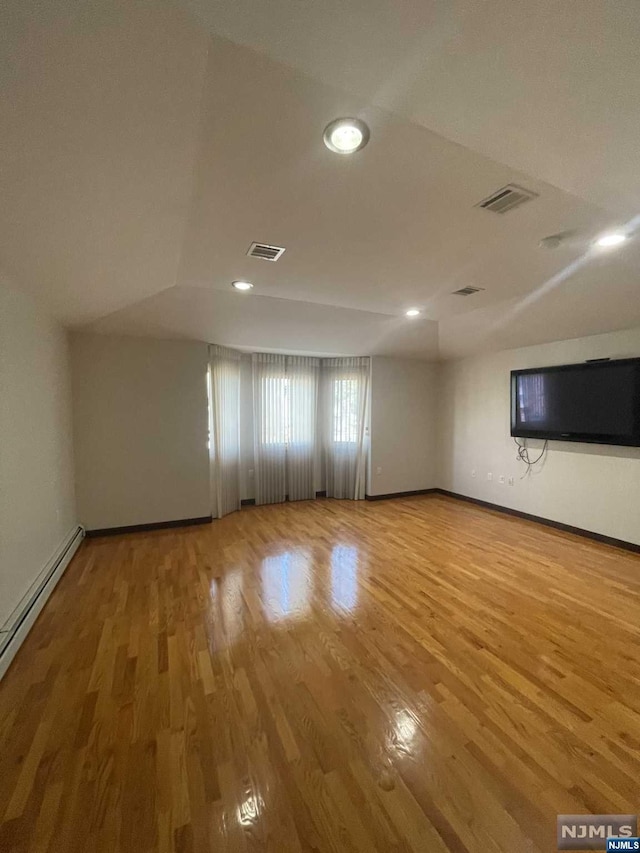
[332,378,360,443]
[252,353,369,503]
[261,376,290,444]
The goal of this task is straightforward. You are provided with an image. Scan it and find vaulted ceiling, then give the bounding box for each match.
[2,0,640,359]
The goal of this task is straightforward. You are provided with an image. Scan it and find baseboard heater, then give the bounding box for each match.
[0,525,84,680]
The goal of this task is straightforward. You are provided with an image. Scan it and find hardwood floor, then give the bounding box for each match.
[1,495,639,852]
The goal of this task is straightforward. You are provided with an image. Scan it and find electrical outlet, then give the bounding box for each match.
[471,469,476,478]
[499,475,505,484]
[508,476,514,486]
[376,466,382,475]
[487,472,493,481]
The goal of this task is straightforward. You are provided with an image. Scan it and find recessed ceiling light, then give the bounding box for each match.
[232,280,253,291]
[405,308,421,317]
[596,232,627,248]
[323,118,370,154]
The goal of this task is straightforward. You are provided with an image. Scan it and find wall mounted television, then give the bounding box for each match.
[511,358,640,447]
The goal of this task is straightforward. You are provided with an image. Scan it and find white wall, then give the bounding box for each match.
[71,334,210,530]
[438,327,640,545]
[67,329,640,546]
[369,356,438,496]
[0,279,77,628]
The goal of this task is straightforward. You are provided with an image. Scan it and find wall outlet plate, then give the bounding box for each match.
[487,472,493,481]
[499,475,505,484]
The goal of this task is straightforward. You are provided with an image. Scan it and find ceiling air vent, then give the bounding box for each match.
[452,286,484,296]
[476,184,538,214]
[247,242,286,262]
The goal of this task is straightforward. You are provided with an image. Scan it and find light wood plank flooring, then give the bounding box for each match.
[1,495,639,852]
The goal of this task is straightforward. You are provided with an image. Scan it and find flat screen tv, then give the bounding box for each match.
[511,358,640,447]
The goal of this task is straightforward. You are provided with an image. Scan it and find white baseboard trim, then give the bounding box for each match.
[0,525,85,681]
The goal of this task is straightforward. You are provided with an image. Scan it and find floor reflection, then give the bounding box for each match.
[236,791,264,828]
[387,708,419,759]
[331,544,359,614]
[262,549,310,622]
[217,569,244,648]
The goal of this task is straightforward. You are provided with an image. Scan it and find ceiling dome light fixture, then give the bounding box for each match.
[323,118,370,154]
[232,280,253,291]
[596,232,627,248]
[405,308,421,317]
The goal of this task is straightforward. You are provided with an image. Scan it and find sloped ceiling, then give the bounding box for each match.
[2,0,640,359]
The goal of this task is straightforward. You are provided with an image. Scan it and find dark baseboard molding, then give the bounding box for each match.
[361,487,639,554]
[365,488,438,501]
[86,515,212,538]
[434,489,640,555]
[242,491,327,507]
[85,492,639,554]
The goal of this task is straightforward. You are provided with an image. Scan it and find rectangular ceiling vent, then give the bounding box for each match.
[452,286,484,296]
[476,184,538,214]
[247,242,286,262]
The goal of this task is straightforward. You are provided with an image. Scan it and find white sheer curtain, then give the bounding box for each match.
[252,353,287,505]
[321,357,370,500]
[286,356,319,501]
[209,344,241,518]
[252,354,319,504]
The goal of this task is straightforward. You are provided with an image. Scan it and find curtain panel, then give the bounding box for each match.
[212,347,370,511]
[209,344,242,518]
[252,353,320,505]
[285,356,320,502]
[321,357,370,500]
[252,353,287,505]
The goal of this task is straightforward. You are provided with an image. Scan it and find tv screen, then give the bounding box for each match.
[511,358,640,447]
